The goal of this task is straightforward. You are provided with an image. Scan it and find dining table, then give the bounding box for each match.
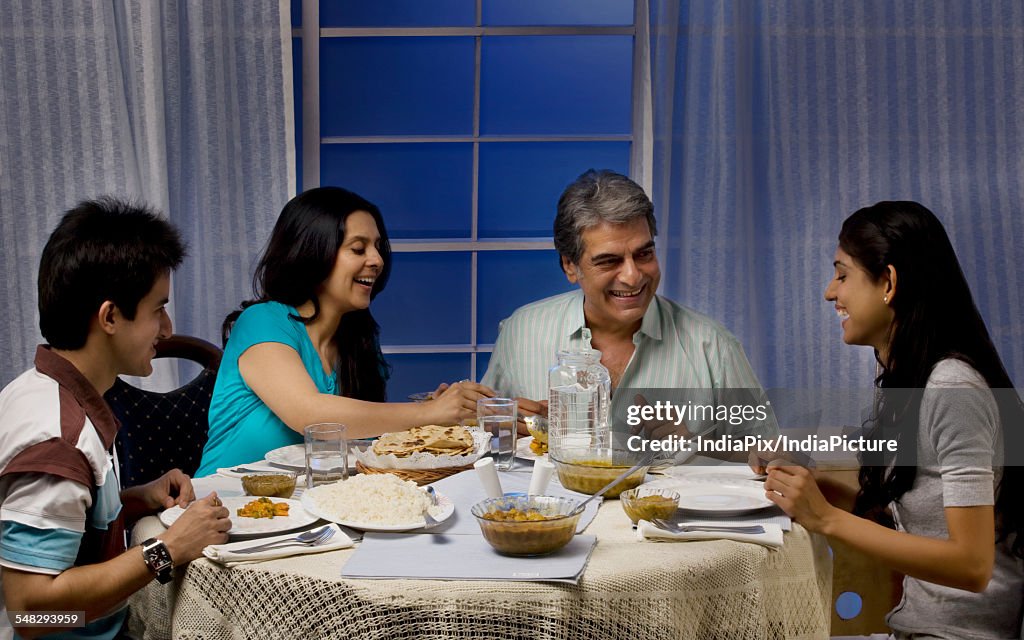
[125,467,832,640]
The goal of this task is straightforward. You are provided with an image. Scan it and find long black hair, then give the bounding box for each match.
[842,201,1022,557]
[224,186,392,401]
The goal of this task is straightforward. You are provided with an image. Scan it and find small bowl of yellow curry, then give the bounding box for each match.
[241,471,297,499]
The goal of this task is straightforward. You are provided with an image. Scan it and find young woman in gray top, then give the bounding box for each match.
[758,201,1023,639]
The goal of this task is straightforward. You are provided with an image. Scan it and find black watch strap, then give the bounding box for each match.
[141,538,174,584]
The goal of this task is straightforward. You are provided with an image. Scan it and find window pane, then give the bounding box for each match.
[321,37,475,135]
[475,351,492,383]
[477,250,575,344]
[291,0,301,27]
[385,353,472,402]
[480,36,633,135]
[375,252,472,344]
[321,143,473,238]
[483,0,633,26]
[320,1,475,27]
[479,141,631,237]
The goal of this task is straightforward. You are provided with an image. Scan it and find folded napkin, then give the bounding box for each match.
[636,520,784,548]
[203,524,353,566]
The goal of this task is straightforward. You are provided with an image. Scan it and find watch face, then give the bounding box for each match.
[143,539,173,582]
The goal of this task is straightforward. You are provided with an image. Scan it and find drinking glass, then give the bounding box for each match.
[304,423,347,490]
[478,398,517,471]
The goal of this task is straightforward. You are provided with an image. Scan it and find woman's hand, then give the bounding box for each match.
[763,463,842,534]
[428,380,494,424]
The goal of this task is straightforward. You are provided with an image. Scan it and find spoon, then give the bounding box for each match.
[423,486,440,527]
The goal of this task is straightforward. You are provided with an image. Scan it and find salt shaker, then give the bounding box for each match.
[527,458,554,495]
[473,457,504,499]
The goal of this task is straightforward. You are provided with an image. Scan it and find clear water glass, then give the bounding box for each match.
[304,422,348,490]
[478,397,517,471]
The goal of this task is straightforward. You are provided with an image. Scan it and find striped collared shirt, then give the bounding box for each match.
[481,290,778,437]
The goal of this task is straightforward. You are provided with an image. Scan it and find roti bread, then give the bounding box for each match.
[373,425,476,458]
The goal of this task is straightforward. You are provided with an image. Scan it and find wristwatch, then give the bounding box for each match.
[141,538,174,584]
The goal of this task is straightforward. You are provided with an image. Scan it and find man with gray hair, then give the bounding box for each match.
[481,169,776,444]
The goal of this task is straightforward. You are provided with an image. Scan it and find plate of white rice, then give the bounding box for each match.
[301,474,454,532]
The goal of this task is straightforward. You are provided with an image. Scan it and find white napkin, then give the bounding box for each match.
[636,520,784,548]
[203,524,353,566]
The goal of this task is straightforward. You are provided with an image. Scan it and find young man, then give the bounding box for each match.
[0,198,230,639]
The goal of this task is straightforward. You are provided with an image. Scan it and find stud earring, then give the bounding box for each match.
[883,296,889,303]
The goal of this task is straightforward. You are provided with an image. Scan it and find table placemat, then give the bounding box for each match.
[342,532,597,584]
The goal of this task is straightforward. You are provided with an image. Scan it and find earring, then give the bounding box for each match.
[883,296,889,303]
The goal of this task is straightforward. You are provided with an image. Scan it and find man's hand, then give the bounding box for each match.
[1,491,228,637]
[160,493,231,565]
[120,469,195,522]
[515,398,548,435]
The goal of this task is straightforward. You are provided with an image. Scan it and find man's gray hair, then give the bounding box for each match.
[554,169,657,268]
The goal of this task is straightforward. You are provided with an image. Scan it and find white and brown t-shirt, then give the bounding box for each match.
[0,346,127,636]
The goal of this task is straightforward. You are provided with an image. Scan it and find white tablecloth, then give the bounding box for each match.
[126,474,832,640]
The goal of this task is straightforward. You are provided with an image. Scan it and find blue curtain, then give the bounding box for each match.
[650,1,1024,409]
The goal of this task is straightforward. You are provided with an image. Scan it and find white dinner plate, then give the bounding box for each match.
[264,443,359,472]
[263,444,306,469]
[515,435,547,461]
[645,479,774,516]
[159,496,318,537]
[300,487,455,532]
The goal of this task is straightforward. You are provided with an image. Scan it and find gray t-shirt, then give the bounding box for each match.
[886,359,1023,639]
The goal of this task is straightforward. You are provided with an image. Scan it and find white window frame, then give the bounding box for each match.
[297,0,652,379]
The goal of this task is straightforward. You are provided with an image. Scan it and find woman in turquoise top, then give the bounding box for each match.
[198,187,492,474]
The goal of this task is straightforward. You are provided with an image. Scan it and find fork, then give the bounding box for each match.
[231,526,335,554]
[650,519,765,535]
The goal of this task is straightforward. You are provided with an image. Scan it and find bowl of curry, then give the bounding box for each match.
[241,471,297,498]
[549,448,649,498]
[619,487,680,524]
[471,495,581,556]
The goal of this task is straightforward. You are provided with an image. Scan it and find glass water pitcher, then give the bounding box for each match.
[547,349,611,459]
